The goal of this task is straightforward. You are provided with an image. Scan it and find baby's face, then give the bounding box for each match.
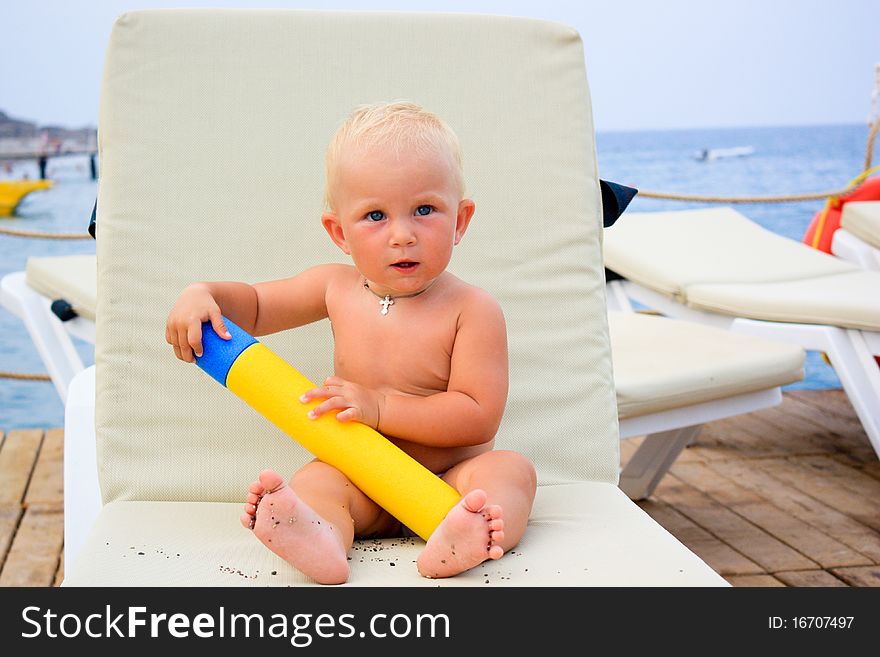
[323,144,473,297]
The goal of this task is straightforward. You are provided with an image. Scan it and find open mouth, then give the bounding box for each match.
[391,261,419,271]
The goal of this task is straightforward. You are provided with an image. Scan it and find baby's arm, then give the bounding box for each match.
[379,291,508,446]
[166,264,344,362]
[304,288,509,447]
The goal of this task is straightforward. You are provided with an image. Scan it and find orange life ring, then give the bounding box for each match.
[802,175,880,253]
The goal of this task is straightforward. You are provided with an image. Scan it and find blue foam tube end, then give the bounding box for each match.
[194,317,258,387]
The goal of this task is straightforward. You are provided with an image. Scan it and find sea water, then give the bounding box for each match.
[0,123,871,428]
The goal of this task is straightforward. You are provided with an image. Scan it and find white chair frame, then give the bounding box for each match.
[608,278,880,461]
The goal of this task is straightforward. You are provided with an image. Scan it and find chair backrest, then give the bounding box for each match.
[96,9,618,504]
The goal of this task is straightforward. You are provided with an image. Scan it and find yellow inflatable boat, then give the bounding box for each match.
[0,179,53,216]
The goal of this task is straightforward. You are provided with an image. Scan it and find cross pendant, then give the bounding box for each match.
[379,295,394,315]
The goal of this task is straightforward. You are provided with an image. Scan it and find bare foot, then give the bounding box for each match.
[241,469,349,584]
[416,489,505,579]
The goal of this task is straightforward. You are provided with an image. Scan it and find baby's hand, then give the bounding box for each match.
[165,283,231,362]
[300,376,386,430]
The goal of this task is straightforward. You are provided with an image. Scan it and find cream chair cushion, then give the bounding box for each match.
[64,484,721,586]
[26,255,97,321]
[610,311,804,418]
[604,207,880,331]
[841,201,880,249]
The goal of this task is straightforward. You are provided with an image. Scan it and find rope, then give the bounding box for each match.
[865,115,879,171]
[638,117,880,204]
[0,370,50,382]
[0,225,91,239]
[636,187,859,203]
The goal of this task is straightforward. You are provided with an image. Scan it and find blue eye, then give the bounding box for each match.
[416,205,433,216]
[367,210,385,222]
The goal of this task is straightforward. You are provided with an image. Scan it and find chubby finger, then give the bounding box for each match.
[209,309,232,340]
[177,328,194,363]
[187,323,204,358]
[173,345,183,361]
[307,396,352,420]
[335,407,362,423]
[323,376,346,386]
[300,386,336,403]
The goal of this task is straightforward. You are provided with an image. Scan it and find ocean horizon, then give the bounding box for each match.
[1,121,872,429]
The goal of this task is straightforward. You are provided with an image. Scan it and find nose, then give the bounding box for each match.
[388,216,417,247]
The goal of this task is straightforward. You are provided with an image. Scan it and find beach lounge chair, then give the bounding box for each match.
[604,206,880,461]
[0,255,96,403]
[610,310,803,499]
[832,201,880,271]
[58,9,735,586]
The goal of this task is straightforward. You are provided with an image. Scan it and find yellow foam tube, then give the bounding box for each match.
[226,343,461,540]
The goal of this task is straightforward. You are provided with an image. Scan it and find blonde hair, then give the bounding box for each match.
[324,101,465,211]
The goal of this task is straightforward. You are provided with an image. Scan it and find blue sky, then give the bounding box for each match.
[2,0,877,132]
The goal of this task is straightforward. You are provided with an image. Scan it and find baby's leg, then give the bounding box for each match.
[241,461,390,585]
[417,450,536,579]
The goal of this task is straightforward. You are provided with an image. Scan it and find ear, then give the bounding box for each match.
[321,212,351,254]
[453,199,475,245]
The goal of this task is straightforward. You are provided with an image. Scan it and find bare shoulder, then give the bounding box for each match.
[321,263,360,294]
[306,262,357,283]
[447,275,505,327]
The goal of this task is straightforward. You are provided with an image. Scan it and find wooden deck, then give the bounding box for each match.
[1,389,878,586]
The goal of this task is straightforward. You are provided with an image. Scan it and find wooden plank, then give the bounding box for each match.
[0,429,43,506]
[784,391,867,442]
[752,405,845,456]
[697,416,784,461]
[856,459,880,482]
[669,461,872,568]
[24,427,63,507]
[619,436,639,465]
[774,570,848,587]
[788,390,861,426]
[781,394,876,464]
[709,458,880,563]
[653,476,818,572]
[704,402,840,460]
[54,550,64,587]
[830,566,880,587]
[0,505,63,586]
[725,574,785,587]
[796,455,880,501]
[757,457,880,532]
[636,499,764,575]
[0,507,23,571]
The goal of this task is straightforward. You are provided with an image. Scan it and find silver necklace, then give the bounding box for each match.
[363,278,437,315]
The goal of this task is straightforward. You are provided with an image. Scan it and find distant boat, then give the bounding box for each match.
[0,179,53,216]
[695,146,755,161]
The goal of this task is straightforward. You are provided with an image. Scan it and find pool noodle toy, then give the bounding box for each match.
[195,317,461,541]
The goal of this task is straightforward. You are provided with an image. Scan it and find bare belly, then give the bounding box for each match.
[388,436,495,474]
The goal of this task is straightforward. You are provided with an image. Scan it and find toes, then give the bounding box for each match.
[490,529,505,544]
[488,518,504,531]
[258,469,286,494]
[244,502,257,515]
[248,480,265,495]
[247,492,261,506]
[461,489,488,513]
[488,544,504,560]
[484,504,503,520]
[240,513,255,529]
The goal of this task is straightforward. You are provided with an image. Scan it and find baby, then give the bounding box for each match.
[166,101,536,584]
